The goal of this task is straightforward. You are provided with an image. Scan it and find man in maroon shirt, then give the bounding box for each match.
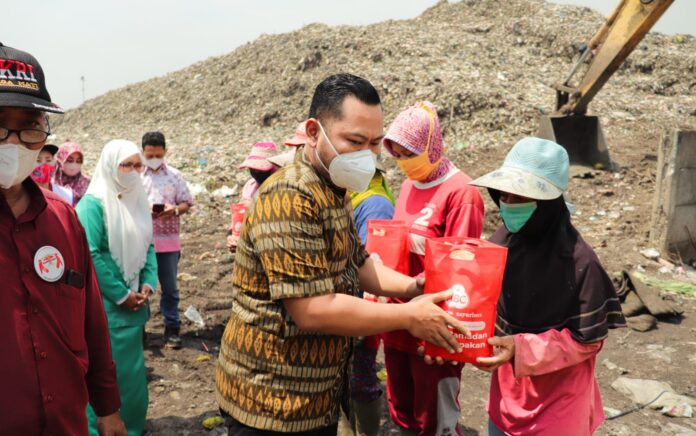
[0,43,126,435]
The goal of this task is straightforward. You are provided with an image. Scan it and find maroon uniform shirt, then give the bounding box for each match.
[0,180,120,435]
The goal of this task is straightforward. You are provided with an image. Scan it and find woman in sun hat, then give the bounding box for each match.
[382,101,485,436]
[469,137,626,435]
[227,142,283,253]
[283,121,308,147]
[238,141,281,203]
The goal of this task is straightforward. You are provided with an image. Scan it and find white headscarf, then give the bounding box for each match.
[86,140,153,291]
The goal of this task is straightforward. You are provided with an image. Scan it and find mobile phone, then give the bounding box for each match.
[152,204,165,213]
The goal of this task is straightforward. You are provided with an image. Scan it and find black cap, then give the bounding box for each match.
[0,43,64,114]
[42,144,59,155]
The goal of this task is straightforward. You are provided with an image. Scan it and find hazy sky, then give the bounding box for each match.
[3,0,693,109]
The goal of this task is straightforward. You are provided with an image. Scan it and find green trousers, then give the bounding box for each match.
[87,325,148,436]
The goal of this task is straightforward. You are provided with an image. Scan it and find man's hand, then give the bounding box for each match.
[97,412,127,436]
[417,346,461,366]
[156,204,177,219]
[404,290,471,354]
[475,336,515,373]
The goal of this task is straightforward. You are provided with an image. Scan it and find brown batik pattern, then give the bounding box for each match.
[216,151,367,432]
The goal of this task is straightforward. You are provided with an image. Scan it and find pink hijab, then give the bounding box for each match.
[383,101,453,183]
[53,142,91,201]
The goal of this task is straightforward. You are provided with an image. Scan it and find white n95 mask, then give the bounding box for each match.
[315,122,376,193]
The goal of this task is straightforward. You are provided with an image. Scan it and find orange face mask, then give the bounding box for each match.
[396,103,442,181]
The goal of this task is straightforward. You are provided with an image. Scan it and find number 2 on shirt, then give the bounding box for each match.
[413,207,434,227]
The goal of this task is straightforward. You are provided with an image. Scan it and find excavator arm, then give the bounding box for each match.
[539,0,674,168]
[556,0,674,115]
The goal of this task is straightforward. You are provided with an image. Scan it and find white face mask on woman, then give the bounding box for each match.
[314,122,376,193]
[116,170,142,191]
[62,162,82,177]
[0,143,42,189]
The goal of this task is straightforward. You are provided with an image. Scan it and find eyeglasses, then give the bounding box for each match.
[0,127,51,145]
[119,162,145,173]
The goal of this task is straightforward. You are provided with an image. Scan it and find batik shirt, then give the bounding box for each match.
[216,150,368,432]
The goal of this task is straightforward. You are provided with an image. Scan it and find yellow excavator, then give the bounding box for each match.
[539,0,674,169]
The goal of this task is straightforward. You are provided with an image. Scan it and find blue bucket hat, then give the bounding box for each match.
[470,137,569,200]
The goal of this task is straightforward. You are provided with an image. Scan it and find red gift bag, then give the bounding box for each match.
[230,203,248,237]
[362,220,410,350]
[365,220,410,274]
[423,237,508,363]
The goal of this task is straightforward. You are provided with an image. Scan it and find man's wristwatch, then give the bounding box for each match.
[174,205,180,216]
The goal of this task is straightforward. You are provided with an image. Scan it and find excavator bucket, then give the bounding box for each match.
[538,114,614,170]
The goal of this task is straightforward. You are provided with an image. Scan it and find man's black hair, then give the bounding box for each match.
[142,131,166,149]
[308,73,381,121]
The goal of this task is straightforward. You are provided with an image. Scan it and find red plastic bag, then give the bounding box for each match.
[423,237,508,363]
[362,220,410,350]
[230,203,248,237]
[365,220,410,274]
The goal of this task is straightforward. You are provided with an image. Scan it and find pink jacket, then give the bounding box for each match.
[488,328,605,435]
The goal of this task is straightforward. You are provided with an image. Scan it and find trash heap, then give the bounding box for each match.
[50,0,696,282]
[50,0,695,191]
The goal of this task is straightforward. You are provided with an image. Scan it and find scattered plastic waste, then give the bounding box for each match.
[661,403,693,418]
[177,273,198,282]
[639,248,660,261]
[184,305,206,329]
[202,416,225,430]
[187,182,207,196]
[212,185,237,199]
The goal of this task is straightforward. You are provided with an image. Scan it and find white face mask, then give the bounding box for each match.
[62,162,82,177]
[145,158,164,170]
[0,143,42,189]
[117,170,142,191]
[315,122,376,193]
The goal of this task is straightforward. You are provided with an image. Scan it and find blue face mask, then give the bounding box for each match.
[500,200,537,233]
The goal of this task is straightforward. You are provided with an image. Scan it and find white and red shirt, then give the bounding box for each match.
[384,168,485,353]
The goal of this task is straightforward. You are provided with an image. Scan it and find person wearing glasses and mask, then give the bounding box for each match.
[0,43,126,435]
[216,74,472,435]
[76,139,158,436]
[382,101,485,436]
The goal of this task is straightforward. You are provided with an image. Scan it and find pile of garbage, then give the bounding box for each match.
[50,0,695,192]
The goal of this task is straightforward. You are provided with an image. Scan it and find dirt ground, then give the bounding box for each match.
[143,121,696,435]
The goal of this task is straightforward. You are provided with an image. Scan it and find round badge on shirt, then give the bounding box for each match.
[34,246,65,282]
